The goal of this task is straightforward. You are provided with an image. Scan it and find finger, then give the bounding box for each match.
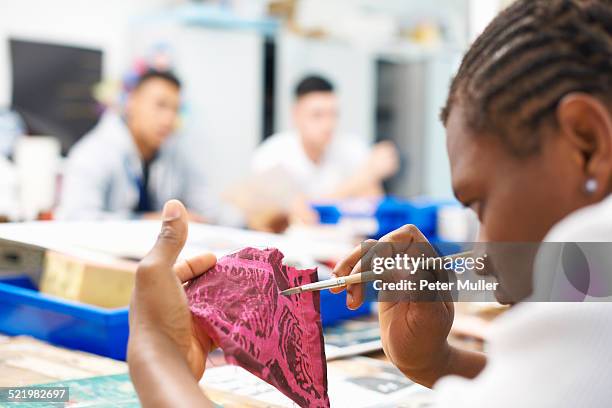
[384,225,440,271]
[369,225,439,305]
[378,224,437,260]
[330,239,376,294]
[174,253,217,283]
[139,200,188,278]
[379,224,421,244]
[329,244,361,294]
[345,259,364,310]
[346,240,395,308]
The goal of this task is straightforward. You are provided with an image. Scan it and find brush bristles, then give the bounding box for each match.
[280,287,302,296]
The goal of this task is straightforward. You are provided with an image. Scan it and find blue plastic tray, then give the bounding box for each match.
[0,276,129,360]
[312,197,457,239]
[0,275,370,360]
[374,197,439,238]
[320,286,371,326]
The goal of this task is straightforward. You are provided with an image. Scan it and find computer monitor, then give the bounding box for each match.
[9,39,103,155]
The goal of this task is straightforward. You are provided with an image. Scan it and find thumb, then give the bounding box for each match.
[143,200,188,270]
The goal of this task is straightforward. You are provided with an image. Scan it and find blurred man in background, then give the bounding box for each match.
[57,70,242,226]
[251,75,399,222]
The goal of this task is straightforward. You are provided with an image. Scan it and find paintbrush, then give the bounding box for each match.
[280,250,472,296]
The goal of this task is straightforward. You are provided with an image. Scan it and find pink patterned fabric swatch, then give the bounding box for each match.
[185,247,330,408]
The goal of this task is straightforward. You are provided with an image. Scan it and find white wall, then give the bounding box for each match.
[423,52,461,199]
[0,0,171,107]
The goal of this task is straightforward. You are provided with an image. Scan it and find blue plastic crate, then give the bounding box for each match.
[312,204,342,225]
[319,288,371,326]
[0,276,129,360]
[0,275,370,360]
[312,197,454,239]
[374,197,438,238]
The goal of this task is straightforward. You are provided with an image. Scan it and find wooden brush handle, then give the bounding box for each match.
[342,270,380,286]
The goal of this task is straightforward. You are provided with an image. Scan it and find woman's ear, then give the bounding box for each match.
[557,93,612,200]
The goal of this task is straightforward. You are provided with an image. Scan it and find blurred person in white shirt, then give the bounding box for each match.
[252,75,399,223]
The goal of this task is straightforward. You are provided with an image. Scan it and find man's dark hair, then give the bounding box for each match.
[440,0,612,156]
[295,75,334,99]
[136,69,181,90]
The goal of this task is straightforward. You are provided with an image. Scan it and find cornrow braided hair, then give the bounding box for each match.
[441,0,612,155]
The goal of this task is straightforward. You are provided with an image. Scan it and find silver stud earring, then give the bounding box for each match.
[585,178,598,194]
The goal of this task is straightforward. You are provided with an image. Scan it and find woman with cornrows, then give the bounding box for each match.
[127,1,612,406]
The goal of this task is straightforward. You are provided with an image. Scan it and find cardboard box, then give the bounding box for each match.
[40,251,137,309]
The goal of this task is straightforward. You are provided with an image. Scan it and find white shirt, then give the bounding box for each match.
[251,131,369,198]
[433,195,612,407]
[57,111,242,226]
